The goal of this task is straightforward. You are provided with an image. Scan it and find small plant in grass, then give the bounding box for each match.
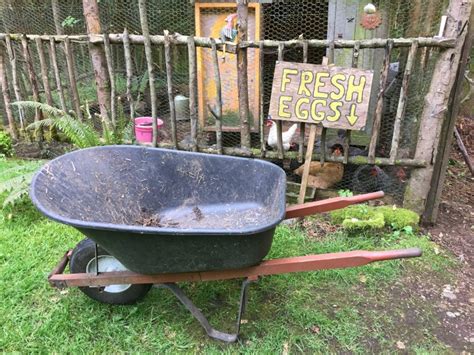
[338,189,353,197]
[377,205,420,230]
[0,130,13,157]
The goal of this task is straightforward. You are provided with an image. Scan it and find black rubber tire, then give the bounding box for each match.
[70,238,152,305]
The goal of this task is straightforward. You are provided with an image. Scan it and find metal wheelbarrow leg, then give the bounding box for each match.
[156,278,257,343]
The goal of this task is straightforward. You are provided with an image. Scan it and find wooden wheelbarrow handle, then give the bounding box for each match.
[285,191,384,219]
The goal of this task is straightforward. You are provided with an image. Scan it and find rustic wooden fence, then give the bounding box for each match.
[0,0,471,222]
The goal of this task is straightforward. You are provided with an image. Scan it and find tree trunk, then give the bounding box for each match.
[403,0,472,217]
[82,0,112,129]
[0,50,18,139]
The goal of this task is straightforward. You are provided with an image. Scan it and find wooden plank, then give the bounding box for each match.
[389,40,418,164]
[164,31,178,149]
[138,0,158,147]
[64,37,83,121]
[236,0,251,149]
[187,35,198,152]
[49,38,67,112]
[122,28,135,122]
[320,127,327,165]
[367,39,393,163]
[210,38,223,154]
[268,62,373,130]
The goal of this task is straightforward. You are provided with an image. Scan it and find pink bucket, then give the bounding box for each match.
[134,117,164,143]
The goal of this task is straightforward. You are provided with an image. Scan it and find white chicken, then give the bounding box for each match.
[266,119,298,151]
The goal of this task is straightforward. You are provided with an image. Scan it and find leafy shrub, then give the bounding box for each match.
[377,205,420,229]
[0,131,13,157]
[0,161,44,208]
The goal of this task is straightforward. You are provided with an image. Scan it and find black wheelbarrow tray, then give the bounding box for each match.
[31,146,421,342]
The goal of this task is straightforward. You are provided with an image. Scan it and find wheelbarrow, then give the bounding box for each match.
[31,146,421,342]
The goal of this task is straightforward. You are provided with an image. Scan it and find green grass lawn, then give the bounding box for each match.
[0,158,457,353]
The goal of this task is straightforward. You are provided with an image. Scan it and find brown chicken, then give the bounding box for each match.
[294,144,344,189]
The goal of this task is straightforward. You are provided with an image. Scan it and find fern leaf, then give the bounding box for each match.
[3,185,29,208]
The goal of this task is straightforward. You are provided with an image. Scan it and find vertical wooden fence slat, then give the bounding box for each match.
[320,127,327,164]
[103,32,116,128]
[5,34,25,131]
[389,40,418,164]
[276,42,284,159]
[368,39,393,164]
[164,31,178,149]
[259,41,265,156]
[64,37,83,121]
[0,50,18,139]
[122,28,135,123]
[298,41,308,163]
[236,0,251,149]
[21,35,43,140]
[210,38,223,154]
[138,0,158,146]
[343,41,360,164]
[187,36,198,152]
[49,38,67,112]
[34,37,53,106]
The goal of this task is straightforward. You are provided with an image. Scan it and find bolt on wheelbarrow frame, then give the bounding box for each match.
[48,191,422,342]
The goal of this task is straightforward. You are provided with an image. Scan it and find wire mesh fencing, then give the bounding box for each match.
[0,0,451,206]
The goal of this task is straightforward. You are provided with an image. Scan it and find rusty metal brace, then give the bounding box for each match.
[155,277,257,343]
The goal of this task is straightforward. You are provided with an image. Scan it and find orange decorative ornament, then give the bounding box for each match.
[361,3,382,30]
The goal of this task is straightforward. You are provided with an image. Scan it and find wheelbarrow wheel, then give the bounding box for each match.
[70,238,152,305]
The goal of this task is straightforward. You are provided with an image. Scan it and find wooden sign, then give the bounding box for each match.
[269,61,374,130]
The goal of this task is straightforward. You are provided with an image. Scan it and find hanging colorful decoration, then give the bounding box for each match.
[219,13,238,61]
[360,3,382,30]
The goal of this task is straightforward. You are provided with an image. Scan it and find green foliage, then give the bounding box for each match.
[61,16,80,28]
[0,160,44,208]
[377,205,420,230]
[14,101,127,148]
[0,131,13,157]
[338,189,353,197]
[331,204,420,231]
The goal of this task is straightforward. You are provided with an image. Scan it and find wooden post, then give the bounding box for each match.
[21,35,43,141]
[276,42,284,159]
[5,34,25,131]
[103,32,116,128]
[297,57,329,204]
[210,38,223,154]
[123,28,135,122]
[187,36,198,152]
[138,0,158,147]
[367,39,393,163]
[259,41,265,156]
[34,38,53,106]
[404,0,472,217]
[82,0,112,128]
[164,31,178,149]
[389,40,418,164]
[0,50,18,139]
[236,0,251,149]
[64,37,83,121]
[298,41,308,163]
[51,0,64,35]
[320,127,327,164]
[49,38,67,112]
